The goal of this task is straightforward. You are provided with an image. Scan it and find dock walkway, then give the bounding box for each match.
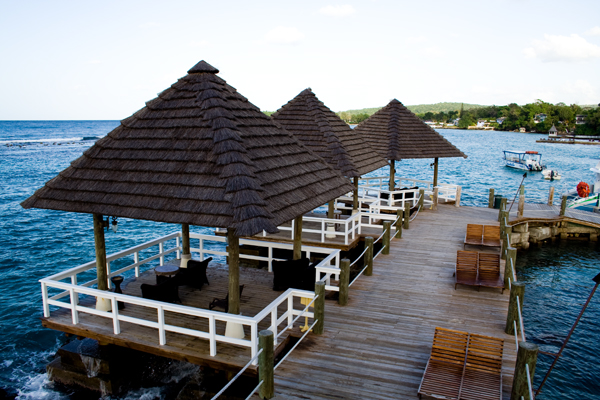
[507,202,600,228]
[267,204,516,399]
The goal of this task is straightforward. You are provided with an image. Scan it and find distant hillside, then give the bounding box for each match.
[337,102,488,116]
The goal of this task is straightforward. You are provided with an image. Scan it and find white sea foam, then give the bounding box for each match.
[15,373,67,400]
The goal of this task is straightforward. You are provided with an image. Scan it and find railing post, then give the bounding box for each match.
[418,188,424,210]
[511,341,538,400]
[403,202,410,229]
[382,221,391,255]
[505,282,525,334]
[560,195,568,216]
[498,197,507,222]
[488,188,495,208]
[395,209,403,238]
[159,242,164,266]
[432,187,439,211]
[339,259,350,306]
[548,186,554,206]
[501,226,512,260]
[314,281,325,335]
[504,247,516,289]
[365,236,374,276]
[518,184,525,219]
[41,282,50,317]
[258,330,275,399]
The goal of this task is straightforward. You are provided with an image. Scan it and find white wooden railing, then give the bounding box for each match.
[40,232,337,363]
[358,175,461,204]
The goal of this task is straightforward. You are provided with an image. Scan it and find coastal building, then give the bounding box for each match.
[353,99,466,190]
[549,124,558,137]
[576,114,586,124]
[534,113,547,123]
[496,117,506,124]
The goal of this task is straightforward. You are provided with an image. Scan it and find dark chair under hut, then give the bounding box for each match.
[179,257,212,290]
[272,258,316,291]
[209,285,245,313]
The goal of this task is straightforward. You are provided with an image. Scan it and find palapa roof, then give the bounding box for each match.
[354,99,467,160]
[22,61,354,237]
[271,89,388,178]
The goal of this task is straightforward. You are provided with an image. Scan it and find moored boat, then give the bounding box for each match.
[567,160,600,212]
[503,150,544,171]
[542,169,561,180]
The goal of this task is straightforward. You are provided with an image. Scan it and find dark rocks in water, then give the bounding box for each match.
[0,388,17,400]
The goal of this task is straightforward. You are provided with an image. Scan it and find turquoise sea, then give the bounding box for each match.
[0,121,598,399]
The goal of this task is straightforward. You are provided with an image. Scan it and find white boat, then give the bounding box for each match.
[542,169,561,180]
[567,160,600,212]
[503,150,544,171]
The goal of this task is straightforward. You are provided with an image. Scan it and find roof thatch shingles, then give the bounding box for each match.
[271,89,389,178]
[21,61,354,237]
[354,99,467,160]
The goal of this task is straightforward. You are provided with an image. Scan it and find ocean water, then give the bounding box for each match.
[0,121,599,399]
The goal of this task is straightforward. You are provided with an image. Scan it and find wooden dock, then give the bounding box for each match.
[42,204,518,398]
[507,202,600,228]
[263,204,517,400]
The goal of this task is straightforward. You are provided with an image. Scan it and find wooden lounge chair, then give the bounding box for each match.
[208,285,245,313]
[418,327,469,400]
[464,224,483,249]
[455,251,479,290]
[460,333,504,400]
[477,253,504,293]
[482,226,501,248]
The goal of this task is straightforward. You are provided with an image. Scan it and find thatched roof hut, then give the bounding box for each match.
[22,61,353,237]
[354,99,466,161]
[271,89,388,178]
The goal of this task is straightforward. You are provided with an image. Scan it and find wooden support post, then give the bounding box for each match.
[433,157,439,188]
[382,221,391,255]
[353,177,359,214]
[93,214,108,291]
[293,216,303,260]
[505,281,525,334]
[560,195,568,216]
[328,200,334,219]
[339,259,350,306]
[455,186,461,207]
[501,226,512,260]
[365,236,374,276]
[389,160,395,191]
[510,341,539,400]
[181,223,190,256]
[227,229,240,315]
[548,186,555,206]
[518,184,525,218]
[403,202,410,230]
[395,209,403,238]
[418,188,425,210]
[258,330,275,399]
[488,188,495,208]
[432,187,438,211]
[314,281,325,334]
[505,247,516,289]
[498,199,507,222]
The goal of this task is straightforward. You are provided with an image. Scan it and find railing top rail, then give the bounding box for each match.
[210,348,264,400]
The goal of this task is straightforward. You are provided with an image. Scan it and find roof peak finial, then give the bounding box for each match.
[188,60,219,74]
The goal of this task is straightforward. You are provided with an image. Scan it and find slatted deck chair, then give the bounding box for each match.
[477,253,504,294]
[464,224,483,249]
[455,251,479,290]
[418,327,469,400]
[482,225,501,248]
[459,333,504,400]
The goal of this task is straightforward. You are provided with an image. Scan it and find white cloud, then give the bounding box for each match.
[586,26,600,36]
[319,5,356,17]
[139,22,161,28]
[88,60,102,65]
[562,79,597,102]
[405,36,427,44]
[523,34,600,62]
[419,46,445,58]
[264,26,305,45]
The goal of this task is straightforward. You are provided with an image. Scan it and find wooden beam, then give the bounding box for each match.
[293,216,303,260]
[327,201,334,219]
[227,229,240,315]
[259,330,275,399]
[433,157,439,188]
[93,214,108,291]
[389,160,395,191]
[353,177,359,213]
[181,224,190,256]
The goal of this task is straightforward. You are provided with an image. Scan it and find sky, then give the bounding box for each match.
[1,0,600,120]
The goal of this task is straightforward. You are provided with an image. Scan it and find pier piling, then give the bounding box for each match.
[504,247,516,289]
[403,202,410,229]
[365,237,374,276]
[518,185,525,218]
[488,188,495,208]
[314,281,325,334]
[548,187,554,206]
[339,259,350,306]
[258,330,275,399]
[432,187,438,211]
[511,341,538,400]
[505,282,525,335]
[560,195,568,216]
[395,210,402,238]
[382,221,391,255]
[455,187,461,207]
[418,188,425,210]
